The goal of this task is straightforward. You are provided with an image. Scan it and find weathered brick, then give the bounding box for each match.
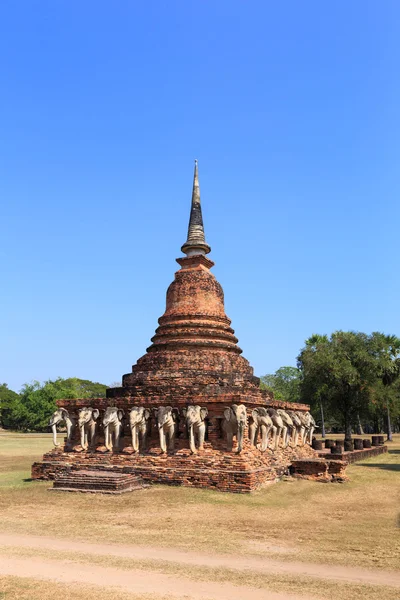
[32,252,325,492]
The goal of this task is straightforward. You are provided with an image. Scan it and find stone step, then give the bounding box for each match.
[50,469,149,494]
[49,484,147,494]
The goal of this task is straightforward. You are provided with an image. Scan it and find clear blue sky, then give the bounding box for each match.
[1,1,399,392]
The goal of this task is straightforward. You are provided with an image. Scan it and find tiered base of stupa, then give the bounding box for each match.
[32,392,339,493]
[34,441,318,493]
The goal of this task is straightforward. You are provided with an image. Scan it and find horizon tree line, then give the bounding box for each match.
[1,330,399,439]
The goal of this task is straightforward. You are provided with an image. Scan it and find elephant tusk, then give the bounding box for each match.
[51,424,60,447]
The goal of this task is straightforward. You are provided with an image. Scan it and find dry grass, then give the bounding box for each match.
[0,576,170,600]
[0,431,399,572]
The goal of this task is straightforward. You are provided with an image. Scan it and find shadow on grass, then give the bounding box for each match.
[357,463,400,472]
[388,449,400,454]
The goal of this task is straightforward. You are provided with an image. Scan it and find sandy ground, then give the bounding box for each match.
[0,532,399,599]
[0,555,310,600]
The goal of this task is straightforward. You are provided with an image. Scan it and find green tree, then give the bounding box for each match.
[0,383,20,428]
[260,366,301,402]
[296,335,333,437]
[297,331,377,440]
[368,333,400,440]
[3,377,107,432]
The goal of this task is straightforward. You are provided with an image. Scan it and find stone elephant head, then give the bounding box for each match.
[222,404,247,453]
[249,407,274,452]
[266,408,285,449]
[286,410,304,447]
[182,405,208,454]
[276,409,294,447]
[153,406,179,453]
[49,408,75,448]
[78,407,100,450]
[294,411,309,446]
[302,411,318,444]
[102,407,124,452]
[129,407,151,453]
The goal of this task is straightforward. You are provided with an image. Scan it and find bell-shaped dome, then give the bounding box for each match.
[108,162,259,397]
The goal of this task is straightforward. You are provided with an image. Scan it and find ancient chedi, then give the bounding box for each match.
[33,162,341,492]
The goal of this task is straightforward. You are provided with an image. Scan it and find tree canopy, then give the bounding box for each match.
[297,331,400,439]
[0,377,107,432]
[260,366,301,402]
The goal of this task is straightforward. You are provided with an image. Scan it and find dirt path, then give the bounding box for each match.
[0,532,399,590]
[0,555,309,600]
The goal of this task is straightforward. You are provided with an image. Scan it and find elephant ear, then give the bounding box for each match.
[92,409,100,420]
[224,408,232,421]
[171,408,179,421]
[61,408,69,418]
[251,408,259,420]
[117,409,124,421]
[144,408,151,420]
[152,407,159,416]
[200,407,208,420]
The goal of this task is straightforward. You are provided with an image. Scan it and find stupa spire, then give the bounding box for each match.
[181,160,211,256]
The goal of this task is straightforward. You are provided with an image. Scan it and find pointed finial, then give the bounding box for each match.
[181,160,211,257]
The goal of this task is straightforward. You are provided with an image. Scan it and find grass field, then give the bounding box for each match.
[0,430,399,599]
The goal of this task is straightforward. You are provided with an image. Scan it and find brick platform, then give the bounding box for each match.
[317,445,388,464]
[34,440,318,493]
[50,469,149,494]
[290,458,348,482]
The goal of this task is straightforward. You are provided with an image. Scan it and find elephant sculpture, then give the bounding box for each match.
[153,406,179,453]
[78,407,100,451]
[182,405,208,454]
[294,411,309,446]
[276,409,294,448]
[303,411,318,444]
[103,407,124,452]
[129,406,151,453]
[222,404,247,453]
[286,410,304,446]
[49,408,75,448]
[266,408,285,449]
[249,407,275,451]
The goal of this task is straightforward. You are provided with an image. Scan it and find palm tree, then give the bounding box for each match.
[371,333,400,442]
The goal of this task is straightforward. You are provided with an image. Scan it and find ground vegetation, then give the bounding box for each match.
[0,431,399,600]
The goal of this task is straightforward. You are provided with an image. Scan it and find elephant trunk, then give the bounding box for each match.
[159,427,167,453]
[104,425,112,451]
[260,426,268,452]
[237,422,245,453]
[249,422,255,446]
[51,423,59,447]
[131,426,139,452]
[198,423,205,450]
[65,419,73,444]
[80,425,87,449]
[301,428,306,446]
[188,425,197,454]
[114,427,121,452]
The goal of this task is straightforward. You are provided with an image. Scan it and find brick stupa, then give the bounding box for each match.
[32,161,316,492]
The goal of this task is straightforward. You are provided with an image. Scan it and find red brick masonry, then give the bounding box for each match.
[317,445,388,464]
[32,254,342,492]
